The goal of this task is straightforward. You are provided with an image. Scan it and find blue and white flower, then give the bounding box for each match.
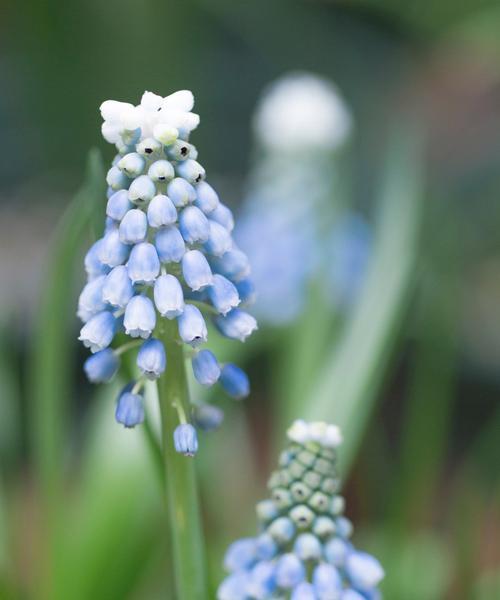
[218,421,384,599]
[147,194,177,228]
[154,274,185,319]
[123,295,156,338]
[78,89,257,445]
[192,349,221,386]
[236,72,371,326]
[102,265,134,308]
[208,275,240,316]
[173,423,199,456]
[137,338,166,380]
[83,348,120,383]
[119,208,148,244]
[177,304,207,347]
[115,385,145,428]
[77,275,107,322]
[78,311,116,353]
[220,364,250,399]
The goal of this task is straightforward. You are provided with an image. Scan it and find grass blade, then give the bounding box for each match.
[304,130,423,474]
[29,148,105,503]
[28,149,105,598]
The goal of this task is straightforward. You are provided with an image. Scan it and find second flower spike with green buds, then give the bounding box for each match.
[77,89,258,455]
[218,421,384,599]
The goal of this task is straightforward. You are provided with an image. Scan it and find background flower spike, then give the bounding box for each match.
[218,420,384,599]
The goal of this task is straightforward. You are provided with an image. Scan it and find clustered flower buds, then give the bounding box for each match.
[236,73,371,326]
[218,420,384,599]
[77,90,257,453]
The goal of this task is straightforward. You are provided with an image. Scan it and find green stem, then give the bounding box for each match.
[157,319,208,600]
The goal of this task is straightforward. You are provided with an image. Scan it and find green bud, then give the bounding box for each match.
[136,137,162,156]
[304,441,321,454]
[289,505,315,529]
[279,450,293,468]
[290,481,312,503]
[309,491,329,513]
[320,447,336,461]
[272,488,293,509]
[303,470,322,489]
[312,515,336,538]
[297,450,316,467]
[321,477,340,494]
[313,457,332,476]
[289,460,307,480]
[278,469,294,487]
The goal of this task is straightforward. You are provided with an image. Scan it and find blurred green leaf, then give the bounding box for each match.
[304,130,423,474]
[333,0,500,35]
[0,326,21,466]
[277,285,341,433]
[388,266,458,529]
[473,570,500,599]
[197,406,261,593]
[29,148,105,504]
[464,402,500,485]
[369,529,452,600]
[28,149,105,599]
[0,477,10,588]
[52,385,164,600]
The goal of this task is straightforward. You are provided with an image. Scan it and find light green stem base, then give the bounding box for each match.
[157,319,208,600]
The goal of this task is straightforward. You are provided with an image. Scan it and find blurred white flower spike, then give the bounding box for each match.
[253,72,353,151]
[236,72,371,326]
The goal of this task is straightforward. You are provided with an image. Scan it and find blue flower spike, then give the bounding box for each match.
[236,73,372,326]
[78,89,257,448]
[218,421,385,599]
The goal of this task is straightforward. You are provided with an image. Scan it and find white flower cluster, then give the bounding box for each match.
[100,90,200,147]
[287,419,343,448]
[253,73,353,151]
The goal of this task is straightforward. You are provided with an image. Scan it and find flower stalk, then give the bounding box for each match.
[157,318,208,600]
[76,89,257,597]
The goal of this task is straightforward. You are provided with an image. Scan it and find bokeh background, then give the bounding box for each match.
[1,1,500,598]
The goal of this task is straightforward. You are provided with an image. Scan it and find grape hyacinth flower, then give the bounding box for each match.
[235,72,372,325]
[77,89,257,456]
[218,420,384,599]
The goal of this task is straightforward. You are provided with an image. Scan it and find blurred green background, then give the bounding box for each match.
[1,1,500,598]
